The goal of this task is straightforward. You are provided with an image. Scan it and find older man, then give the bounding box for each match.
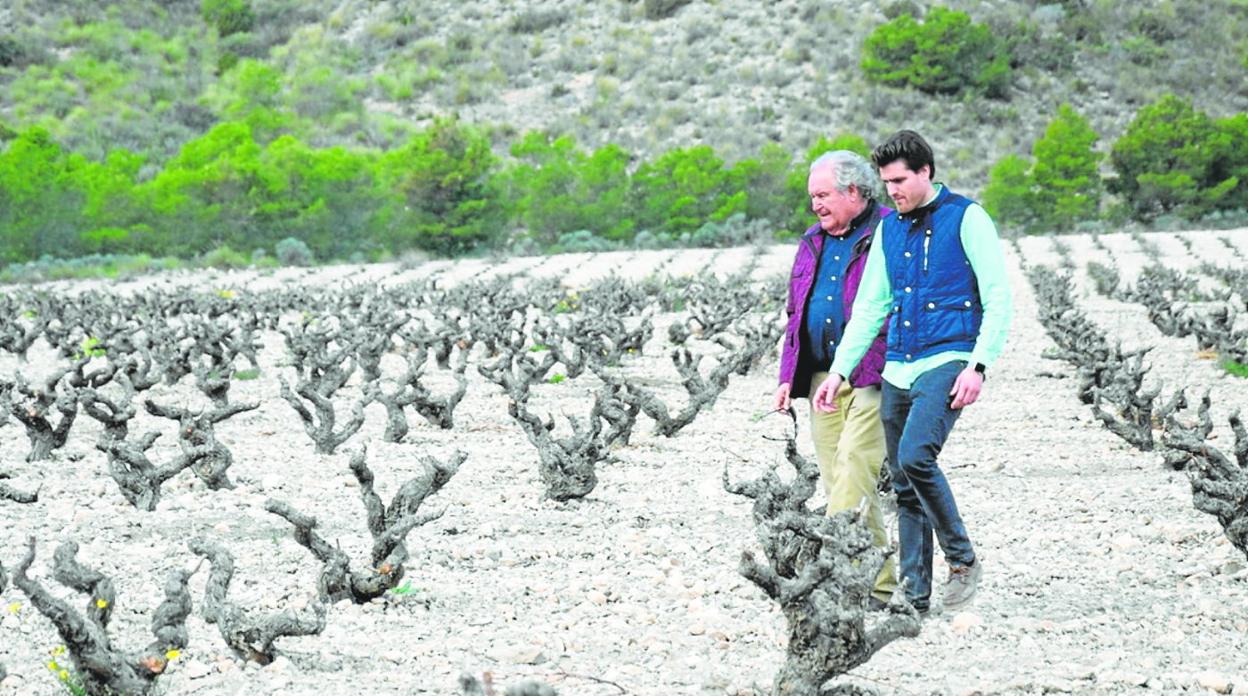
[775,150,896,609]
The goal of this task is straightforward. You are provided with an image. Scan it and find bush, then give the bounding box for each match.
[200,245,249,269]
[861,6,1012,98]
[644,0,693,20]
[275,236,314,266]
[683,213,774,248]
[508,8,570,34]
[549,230,621,254]
[202,0,256,38]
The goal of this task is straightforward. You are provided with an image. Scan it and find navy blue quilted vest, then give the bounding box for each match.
[880,186,982,363]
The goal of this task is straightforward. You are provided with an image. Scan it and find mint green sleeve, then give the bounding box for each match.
[961,204,1013,368]
[829,221,893,379]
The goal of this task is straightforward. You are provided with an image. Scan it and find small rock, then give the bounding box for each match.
[267,656,291,673]
[1109,533,1140,551]
[1195,671,1232,694]
[1219,560,1245,576]
[183,659,211,679]
[1037,678,1074,693]
[489,645,545,665]
[950,611,983,634]
[1173,563,1203,581]
[1099,670,1149,687]
[213,657,236,673]
[688,622,705,636]
[586,590,608,606]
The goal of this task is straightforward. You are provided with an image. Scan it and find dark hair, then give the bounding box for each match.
[871,130,936,179]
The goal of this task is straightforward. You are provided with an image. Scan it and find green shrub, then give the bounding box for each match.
[508,8,570,34]
[644,0,693,20]
[200,244,249,269]
[861,6,1011,98]
[275,237,314,266]
[683,213,774,248]
[1004,20,1074,72]
[549,230,621,254]
[202,0,255,38]
[0,34,42,68]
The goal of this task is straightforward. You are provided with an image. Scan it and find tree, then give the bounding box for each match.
[862,7,1011,98]
[1029,104,1102,230]
[139,120,263,255]
[376,118,504,255]
[983,105,1101,233]
[631,145,745,236]
[981,154,1034,231]
[505,132,633,247]
[734,142,792,228]
[202,0,255,38]
[1109,95,1234,220]
[0,127,87,262]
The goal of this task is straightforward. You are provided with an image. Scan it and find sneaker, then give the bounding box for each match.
[943,558,982,609]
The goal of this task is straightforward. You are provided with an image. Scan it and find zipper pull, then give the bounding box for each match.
[923,232,931,272]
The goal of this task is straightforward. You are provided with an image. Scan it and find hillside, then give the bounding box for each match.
[2,0,1246,194]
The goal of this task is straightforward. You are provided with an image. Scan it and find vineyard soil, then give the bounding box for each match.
[2,230,1248,695]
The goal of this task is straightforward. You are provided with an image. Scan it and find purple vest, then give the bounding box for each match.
[779,202,889,398]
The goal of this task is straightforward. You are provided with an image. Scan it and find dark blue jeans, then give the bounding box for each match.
[881,360,976,610]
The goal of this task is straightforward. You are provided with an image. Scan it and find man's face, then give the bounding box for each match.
[878,160,933,214]
[807,167,861,235]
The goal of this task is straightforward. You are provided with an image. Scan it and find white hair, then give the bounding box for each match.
[809,150,884,201]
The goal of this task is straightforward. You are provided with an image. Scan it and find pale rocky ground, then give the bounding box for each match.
[2,229,1248,696]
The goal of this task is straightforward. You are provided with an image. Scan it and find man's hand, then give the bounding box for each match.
[773,383,792,412]
[949,366,984,409]
[812,373,844,412]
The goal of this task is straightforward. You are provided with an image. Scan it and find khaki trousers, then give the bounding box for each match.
[808,371,898,602]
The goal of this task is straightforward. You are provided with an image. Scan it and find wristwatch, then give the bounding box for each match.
[972,362,987,376]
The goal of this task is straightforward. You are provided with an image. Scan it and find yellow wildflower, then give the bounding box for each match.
[6,601,19,614]
[165,649,181,661]
[47,660,59,671]
[52,646,66,656]
[95,598,109,609]
[59,670,69,682]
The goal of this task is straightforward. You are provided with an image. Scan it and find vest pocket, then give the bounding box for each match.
[918,298,975,347]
